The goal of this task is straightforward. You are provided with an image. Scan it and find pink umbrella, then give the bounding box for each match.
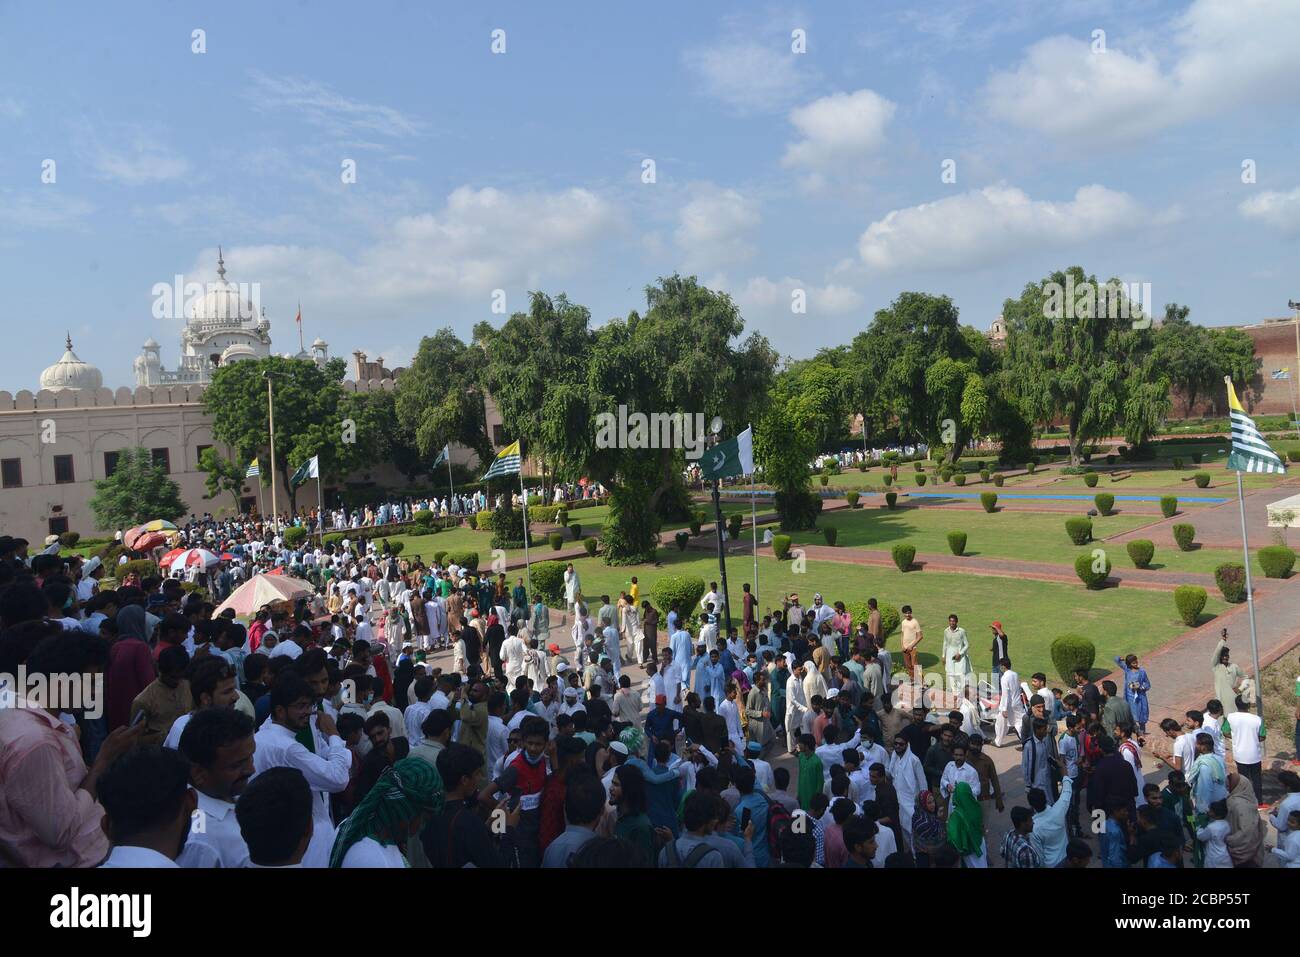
[214,573,314,617]
[163,547,220,570]
[158,548,186,568]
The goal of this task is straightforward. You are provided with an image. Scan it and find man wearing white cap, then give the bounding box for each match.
[785,659,809,754]
[560,686,586,718]
[77,556,104,602]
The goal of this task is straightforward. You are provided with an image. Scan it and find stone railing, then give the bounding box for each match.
[0,377,395,412]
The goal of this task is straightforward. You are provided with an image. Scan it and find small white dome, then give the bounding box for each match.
[312,337,327,348]
[188,248,259,324]
[220,342,259,364]
[142,337,159,349]
[41,335,103,391]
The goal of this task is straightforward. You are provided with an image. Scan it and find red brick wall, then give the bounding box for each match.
[1173,322,1298,418]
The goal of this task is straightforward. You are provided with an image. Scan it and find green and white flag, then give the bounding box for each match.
[699,425,754,481]
[433,443,450,468]
[1226,378,1286,474]
[290,454,319,489]
[482,440,521,480]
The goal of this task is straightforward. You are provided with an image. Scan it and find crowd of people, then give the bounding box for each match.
[0,524,1295,871]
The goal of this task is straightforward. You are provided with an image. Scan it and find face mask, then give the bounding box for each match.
[523,750,545,765]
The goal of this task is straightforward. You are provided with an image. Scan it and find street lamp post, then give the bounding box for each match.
[708,425,734,635]
[265,372,279,534]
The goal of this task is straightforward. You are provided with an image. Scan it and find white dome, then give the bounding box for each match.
[188,249,259,324]
[41,335,103,391]
[220,342,259,364]
[312,337,327,348]
[142,337,159,349]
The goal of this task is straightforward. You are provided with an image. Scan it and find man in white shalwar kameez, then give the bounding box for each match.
[941,616,972,696]
[563,564,581,626]
[802,664,828,733]
[995,661,1024,748]
[887,737,928,849]
[785,661,809,754]
[718,685,745,754]
[499,630,528,686]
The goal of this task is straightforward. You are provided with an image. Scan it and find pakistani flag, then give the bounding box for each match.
[1226,378,1286,474]
[699,425,755,481]
[245,458,260,478]
[482,440,521,480]
[433,443,450,468]
[290,454,320,489]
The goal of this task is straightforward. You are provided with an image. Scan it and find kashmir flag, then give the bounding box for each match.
[433,443,450,468]
[290,454,320,489]
[1226,378,1286,474]
[699,425,755,481]
[482,440,521,480]
[245,458,261,478]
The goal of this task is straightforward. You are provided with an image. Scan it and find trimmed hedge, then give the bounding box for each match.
[1289,449,1300,464]
[475,510,495,531]
[1174,584,1207,626]
[1026,462,1037,475]
[556,508,570,526]
[891,543,915,572]
[883,474,893,487]
[583,537,598,557]
[1193,472,1210,488]
[688,516,703,535]
[1050,634,1096,683]
[569,523,583,541]
[1258,545,1296,579]
[1191,452,1202,464]
[727,513,743,539]
[674,531,690,551]
[823,527,838,546]
[885,492,898,508]
[1125,539,1155,568]
[433,550,449,565]
[916,474,927,486]
[531,560,568,606]
[387,542,405,557]
[1160,496,1177,518]
[651,575,706,619]
[466,513,478,530]
[913,461,924,472]
[1172,523,1196,551]
[953,473,967,486]
[993,473,1004,487]
[446,550,479,572]
[548,531,565,551]
[980,492,997,513]
[1065,517,1093,545]
[282,526,308,548]
[1075,551,1111,589]
[1084,473,1098,488]
[947,531,967,556]
[1094,493,1114,516]
[118,559,160,580]
[846,490,860,508]
[772,534,792,560]
[844,600,901,640]
[413,509,434,526]
[819,473,830,487]
[1214,561,1246,602]
[1172,457,1184,470]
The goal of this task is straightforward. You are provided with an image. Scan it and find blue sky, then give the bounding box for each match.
[2,0,1298,389]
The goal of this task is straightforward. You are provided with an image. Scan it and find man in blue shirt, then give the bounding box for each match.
[731,765,771,866]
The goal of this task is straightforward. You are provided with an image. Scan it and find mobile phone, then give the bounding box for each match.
[740,807,752,830]
[129,708,147,728]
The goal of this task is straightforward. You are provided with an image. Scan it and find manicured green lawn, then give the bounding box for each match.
[547,551,1227,682]
[782,507,1152,565]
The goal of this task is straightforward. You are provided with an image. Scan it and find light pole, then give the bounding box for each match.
[265,371,279,534]
[707,420,733,635]
[1290,299,1300,431]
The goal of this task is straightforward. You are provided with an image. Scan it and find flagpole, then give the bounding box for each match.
[518,449,531,602]
[1226,375,1265,727]
[751,483,758,607]
[447,449,455,515]
[266,373,279,534]
[317,471,325,547]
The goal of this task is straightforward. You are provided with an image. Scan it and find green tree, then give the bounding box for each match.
[394,329,494,467]
[88,447,187,532]
[203,356,353,513]
[755,360,840,529]
[1207,326,1261,410]
[197,447,246,513]
[1003,267,1156,464]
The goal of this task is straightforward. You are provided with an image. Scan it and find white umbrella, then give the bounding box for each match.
[160,547,222,570]
[213,573,315,617]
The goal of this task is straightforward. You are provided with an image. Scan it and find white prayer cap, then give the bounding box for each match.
[783,652,795,670]
[556,662,569,673]
[563,687,579,699]
[83,556,102,575]
[609,741,629,756]
[826,688,840,699]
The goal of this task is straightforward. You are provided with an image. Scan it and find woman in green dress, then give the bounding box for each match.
[610,764,658,866]
[946,780,987,868]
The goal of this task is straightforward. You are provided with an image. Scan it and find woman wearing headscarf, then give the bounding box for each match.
[330,757,443,868]
[946,780,987,868]
[104,604,155,730]
[911,790,948,868]
[1224,772,1266,867]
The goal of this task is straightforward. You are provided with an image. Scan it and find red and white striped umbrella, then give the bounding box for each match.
[161,547,221,570]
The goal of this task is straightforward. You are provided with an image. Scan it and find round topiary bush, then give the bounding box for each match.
[913,461,924,472]
[859,462,869,472]
[413,509,434,527]
[118,558,160,581]
[885,492,897,509]
[1075,551,1111,589]
[1258,545,1296,578]
[1172,457,1184,470]
[883,474,893,487]
[433,550,449,566]
[981,492,997,513]
[1174,584,1207,626]
[1050,634,1096,684]
[388,542,405,557]
[772,534,792,560]
[283,526,308,548]
[1026,462,1037,475]
[979,469,990,482]
[947,531,967,556]
[1094,493,1115,516]
[1191,452,1202,464]
[992,473,1005,487]
[939,468,953,483]
[823,527,838,546]
[1172,523,1195,551]
[548,531,565,551]
[953,473,967,486]
[846,490,860,508]
[878,601,901,639]
[1126,539,1155,568]
[1288,449,1300,464]
[475,509,495,531]
[916,474,927,487]
[531,560,568,606]
[674,531,690,551]
[651,575,706,619]
[891,543,915,571]
[727,513,743,539]
[820,473,830,487]
[556,508,569,526]
[584,537,598,557]
[688,516,702,536]
[1214,561,1246,602]
[1065,517,1093,545]
[1084,473,1099,488]
[1194,472,1210,488]
[1160,496,1177,518]
[445,550,479,572]
[466,513,478,530]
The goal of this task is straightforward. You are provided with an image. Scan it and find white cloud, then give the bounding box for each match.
[984,0,1300,141]
[717,274,862,319]
[857,185,1143,272]
[0,97,24,119]
[675,184,761,270]
[0,190,94,229]
[1239,187,1300,236]
[683,40,810,114]
[198,185,619,315]
[782,89,896,175]
[245,70,422,138]
[73,123,190,185]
